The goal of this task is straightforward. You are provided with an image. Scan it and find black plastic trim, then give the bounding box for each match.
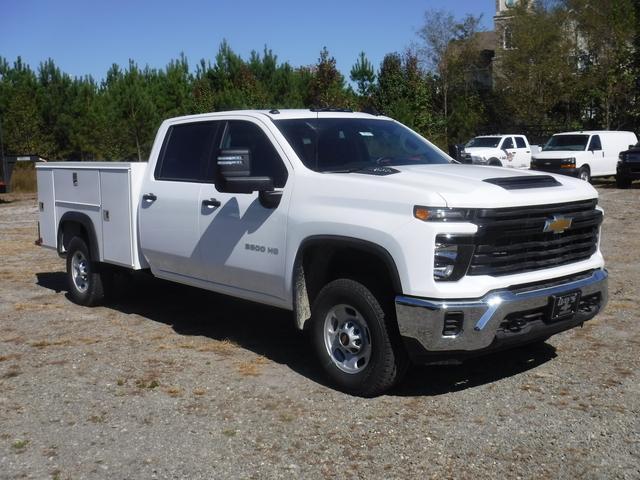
[294,235,403,294]
[57,212,100,261]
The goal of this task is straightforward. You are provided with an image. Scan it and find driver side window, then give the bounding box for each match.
[588,135,602,151]
[221,121,289,188]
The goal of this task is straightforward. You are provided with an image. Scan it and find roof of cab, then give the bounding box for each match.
[163,109,390,124]
[554,130,636,135]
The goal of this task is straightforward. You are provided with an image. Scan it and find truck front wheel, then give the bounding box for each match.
[66,237,110,306]
[578,166,591,182]
[311,278,406,396]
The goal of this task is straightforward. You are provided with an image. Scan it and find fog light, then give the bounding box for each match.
[433,235,475,282]
[434,243,458,280]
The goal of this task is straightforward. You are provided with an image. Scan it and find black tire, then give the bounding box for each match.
[310,278,407,396]
[66,236,111,306]
[616,175,631,189]
[578,166,591,182]
[488,158,502,166]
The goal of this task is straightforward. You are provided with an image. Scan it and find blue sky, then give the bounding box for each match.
[2,0,496,81]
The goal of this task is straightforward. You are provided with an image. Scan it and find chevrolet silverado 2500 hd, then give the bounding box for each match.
[36,110,608,396]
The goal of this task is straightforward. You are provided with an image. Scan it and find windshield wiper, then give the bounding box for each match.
[321,167,366,173]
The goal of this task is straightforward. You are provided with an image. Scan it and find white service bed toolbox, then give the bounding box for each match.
[35,162,148,269]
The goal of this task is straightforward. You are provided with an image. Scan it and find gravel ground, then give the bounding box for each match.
[0,182,638,479]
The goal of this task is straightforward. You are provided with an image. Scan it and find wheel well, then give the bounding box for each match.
[293,238,402,330]
[57,213,100,260]
[488,158,501,166]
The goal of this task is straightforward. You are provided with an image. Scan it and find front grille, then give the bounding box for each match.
[467,199,601,276]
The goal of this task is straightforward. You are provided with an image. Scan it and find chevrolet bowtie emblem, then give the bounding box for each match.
[544,215,573,234]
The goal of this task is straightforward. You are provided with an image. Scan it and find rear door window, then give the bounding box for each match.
[155,122,219,182]
[501,137,514,149]
[515,137,527,148]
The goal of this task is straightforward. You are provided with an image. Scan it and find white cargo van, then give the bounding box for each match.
[531,130,638,181]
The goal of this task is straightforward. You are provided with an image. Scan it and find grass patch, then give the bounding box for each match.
[11,439,29,451]
[2,366,22,379]
[136,378,160,389]
[236,356,269,377]
[197,339,237,356]
[9,163,37,193]
[30,339,72,348]
[222,429,236,437]
[88,414,106,424]
[0,354,21,362]
[165,387,183,397]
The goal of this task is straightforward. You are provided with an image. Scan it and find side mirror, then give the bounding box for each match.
[217,148,251,178]
[216,148,274,194]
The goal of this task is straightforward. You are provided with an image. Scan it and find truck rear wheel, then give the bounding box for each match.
[66,237,110,306]
[311,278,407,396]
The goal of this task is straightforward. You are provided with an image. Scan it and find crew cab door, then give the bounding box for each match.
[513,136,531,168]
[198,119,291,300]
[138,120,221,280]
[500,136,517,167]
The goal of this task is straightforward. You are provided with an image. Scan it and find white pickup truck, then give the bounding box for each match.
[461,134,533,169]
[36,109,608,396]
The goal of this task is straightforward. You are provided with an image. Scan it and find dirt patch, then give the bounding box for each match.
[0,189,639,479]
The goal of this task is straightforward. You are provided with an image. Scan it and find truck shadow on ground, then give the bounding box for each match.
[36,271,557,397]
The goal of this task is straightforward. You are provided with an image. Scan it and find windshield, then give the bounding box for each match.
[465,137,501,148]
[543,134,590,152]
[273,118,451,172]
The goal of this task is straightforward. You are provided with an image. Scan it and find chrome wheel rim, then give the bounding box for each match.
[580,171,589,181]
[71,251,89,293]
[323,304,371,374]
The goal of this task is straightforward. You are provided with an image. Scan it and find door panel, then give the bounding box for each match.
[198,119,290,300]
[139,181,203,278]
[197,185,288,299]
[139,121,219,279]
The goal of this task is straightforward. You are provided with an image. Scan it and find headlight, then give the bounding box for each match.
[560,157,576,169]
[414,206,473,222]
[433,235,475,281]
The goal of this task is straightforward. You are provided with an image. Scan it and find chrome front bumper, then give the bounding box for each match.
[395,269,608,354]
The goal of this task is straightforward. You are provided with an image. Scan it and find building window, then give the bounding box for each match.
[503,25,514,50]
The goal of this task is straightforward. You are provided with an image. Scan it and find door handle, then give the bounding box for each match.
[142,193,157,202]
[202,198,221,208]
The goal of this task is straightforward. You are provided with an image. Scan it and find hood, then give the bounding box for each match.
[532,150,584,159]
[346,164,597,209]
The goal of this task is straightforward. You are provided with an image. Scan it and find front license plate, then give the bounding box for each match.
[550,291,581,321]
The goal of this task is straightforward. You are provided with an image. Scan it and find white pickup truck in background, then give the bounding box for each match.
[36,110,608,396]
[461,134,533,169]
